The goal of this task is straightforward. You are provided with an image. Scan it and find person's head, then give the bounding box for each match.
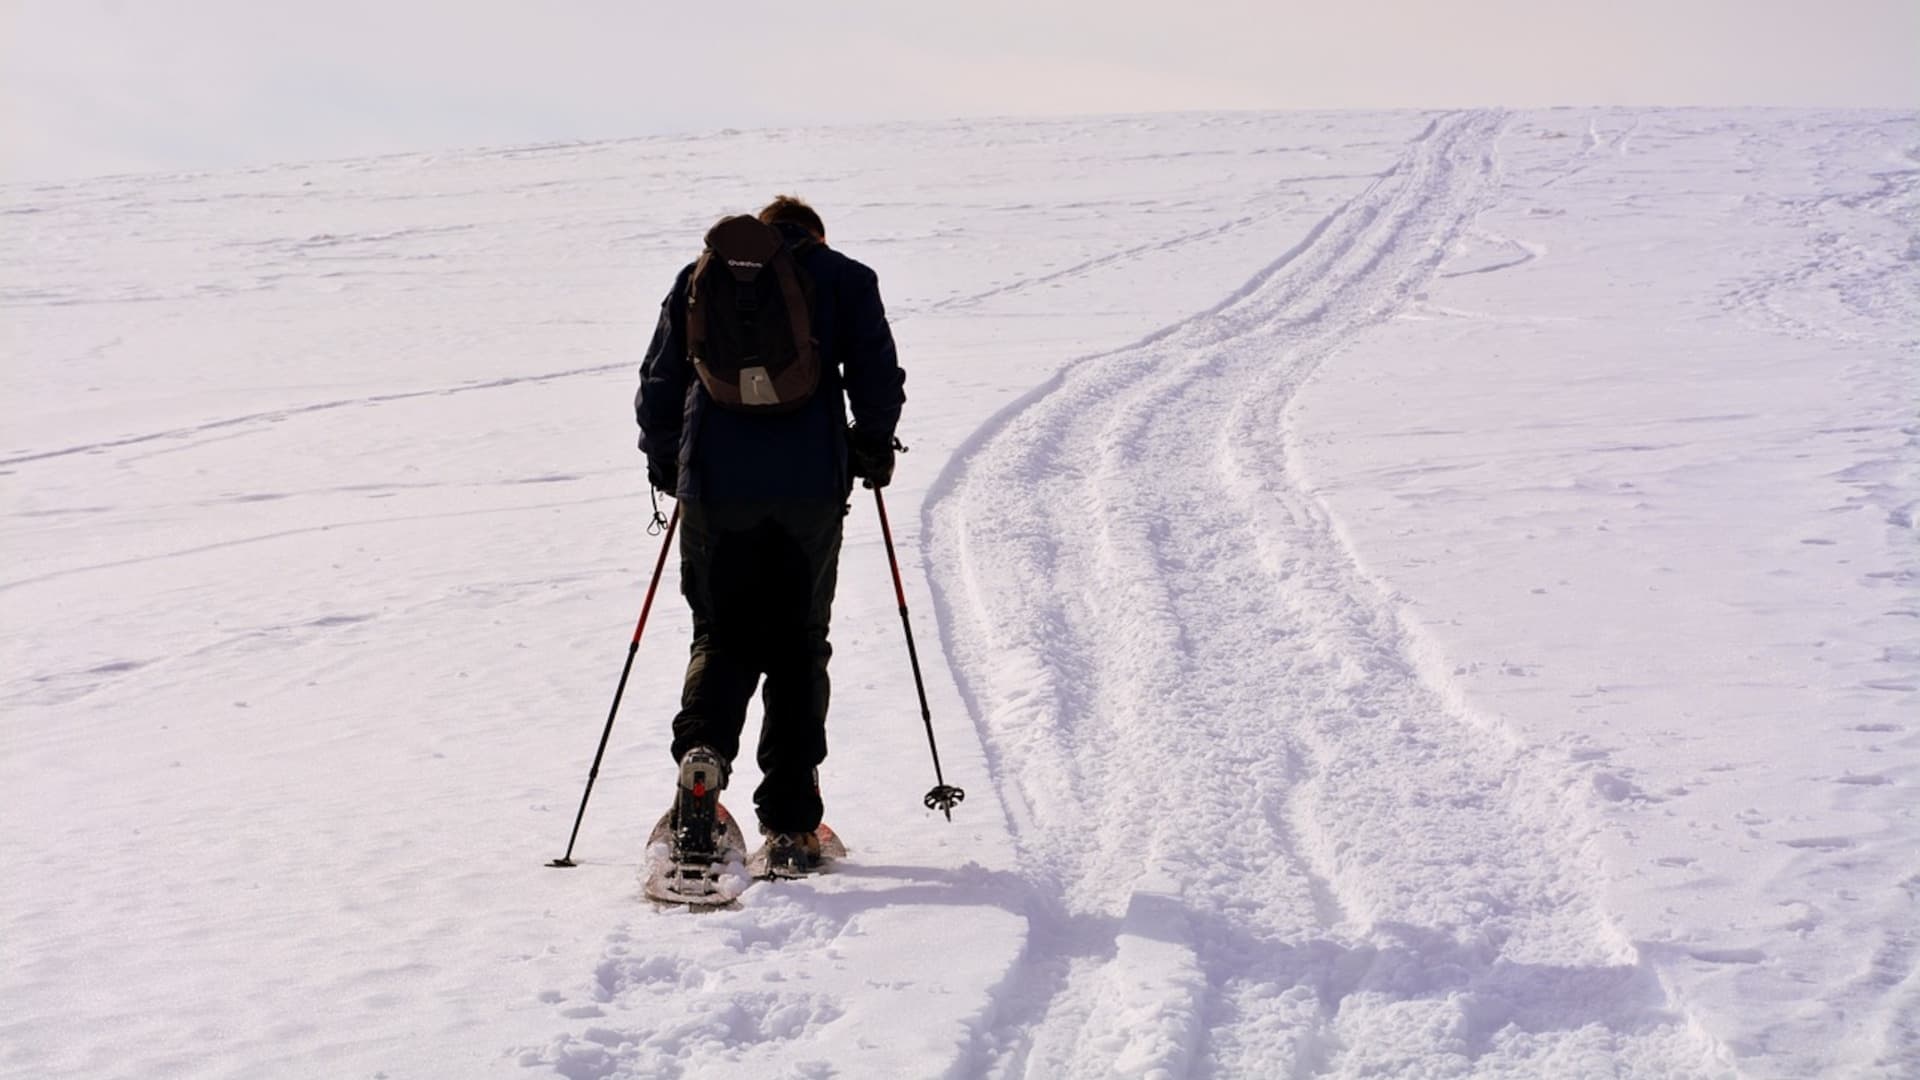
[758,195,825,242]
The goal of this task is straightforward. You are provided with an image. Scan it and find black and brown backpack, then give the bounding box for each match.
[686,216,819,412]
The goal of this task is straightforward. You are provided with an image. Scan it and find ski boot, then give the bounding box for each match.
[762,831,824,877]
[750,825,846,880]
[671,746,728,858]
[644,746,747,906]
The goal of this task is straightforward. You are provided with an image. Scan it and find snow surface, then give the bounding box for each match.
[4,109,1916,1079]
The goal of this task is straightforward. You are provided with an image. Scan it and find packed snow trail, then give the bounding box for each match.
[928,111,1732,1077]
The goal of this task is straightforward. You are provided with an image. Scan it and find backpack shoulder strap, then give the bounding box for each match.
[685,251,714,361]
[771,247,815,369]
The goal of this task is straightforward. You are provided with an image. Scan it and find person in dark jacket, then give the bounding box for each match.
[635,195,905,870]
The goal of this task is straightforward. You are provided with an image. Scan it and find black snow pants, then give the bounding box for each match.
[670,498,844,834]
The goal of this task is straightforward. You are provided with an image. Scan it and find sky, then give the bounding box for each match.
[2,0,1916,183]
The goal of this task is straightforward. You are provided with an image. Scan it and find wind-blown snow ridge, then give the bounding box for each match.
[927,110,1733,1077]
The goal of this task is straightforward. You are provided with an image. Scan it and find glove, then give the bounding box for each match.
[847,427,896,489]
[647,453,678,496]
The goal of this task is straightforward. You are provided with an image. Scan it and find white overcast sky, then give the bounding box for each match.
[3,0,1916,183]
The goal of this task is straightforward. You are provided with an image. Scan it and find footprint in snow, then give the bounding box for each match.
[1781,836,1856,851]
[1687,946,1766,965]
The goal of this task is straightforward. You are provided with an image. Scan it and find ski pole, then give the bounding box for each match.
[872,488,964,820]
[548,502,681,867]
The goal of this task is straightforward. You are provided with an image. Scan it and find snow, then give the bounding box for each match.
[3,109,1915,1079]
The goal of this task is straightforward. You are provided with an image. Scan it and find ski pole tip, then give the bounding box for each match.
[547,857,578,868]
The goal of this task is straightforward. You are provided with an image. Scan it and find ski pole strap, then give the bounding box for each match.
[633,504,680,645]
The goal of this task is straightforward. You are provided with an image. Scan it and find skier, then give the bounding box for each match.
[635,195,905,877]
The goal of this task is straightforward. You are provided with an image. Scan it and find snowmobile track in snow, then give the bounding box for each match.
[927,110,1735,1078]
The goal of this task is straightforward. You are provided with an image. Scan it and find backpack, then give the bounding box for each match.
[686,215,819,413]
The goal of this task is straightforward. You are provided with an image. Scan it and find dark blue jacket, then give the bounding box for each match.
[636,223,905,501]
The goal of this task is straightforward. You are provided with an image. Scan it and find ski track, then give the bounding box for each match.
[926,111,1735,1077]
[916,197,1358,318]
[0,362,632,469]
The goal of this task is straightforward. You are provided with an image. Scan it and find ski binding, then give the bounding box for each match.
[642,802,749,907]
